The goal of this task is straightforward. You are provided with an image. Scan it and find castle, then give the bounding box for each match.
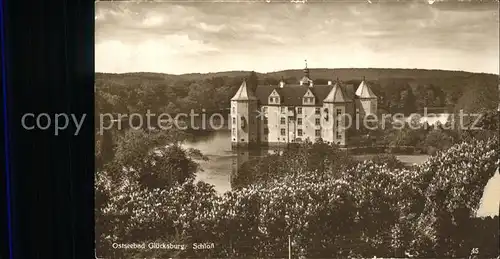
[230,63,378,148]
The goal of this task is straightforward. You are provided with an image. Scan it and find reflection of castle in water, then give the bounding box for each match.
[230,146,284,186]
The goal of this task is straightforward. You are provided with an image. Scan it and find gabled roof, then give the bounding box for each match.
[254,83,353,106]
[323,83,349,103]
[300,76,313,84]
[303,88,316,98]
[355,80,377,99]
[269,89,280,96]
[231,80,258,101]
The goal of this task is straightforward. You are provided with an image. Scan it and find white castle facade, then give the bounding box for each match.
[230,65,378,148]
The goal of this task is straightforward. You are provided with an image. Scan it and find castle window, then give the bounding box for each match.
[337,131,342,139]
[298,129,303,136]
[269,97,280,104]
[232,128,235,136]
[315,108,320,115]
[281,107,286,113]
[315,118,320,126]
[281,129,286,136]
[263,117,268,124]
[303,97,314,104]
[297,118,302,125]
[280,117,286,125]
[264,128,269,134]
[232,107,235,113]
[297,107,302,114]
[315,130,321,137]
[232,117,236,124]
[337,109,342,116]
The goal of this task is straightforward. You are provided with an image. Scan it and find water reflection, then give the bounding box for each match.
[182,130,429,193]
[182,130,279,193]
[181,131,498,216]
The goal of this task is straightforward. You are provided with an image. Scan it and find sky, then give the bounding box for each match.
[95,1,499,75]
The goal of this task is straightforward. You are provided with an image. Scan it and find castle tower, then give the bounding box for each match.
[230,80,259,148]
[299,59,313,86]
[323,80,350,146]
[304,59,310,78]
[355,77,378,119]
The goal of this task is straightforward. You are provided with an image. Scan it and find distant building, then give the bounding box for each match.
[411,113,451,126]
[230,62,378,148]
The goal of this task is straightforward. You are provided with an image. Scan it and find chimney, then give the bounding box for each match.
[328,80,332,85]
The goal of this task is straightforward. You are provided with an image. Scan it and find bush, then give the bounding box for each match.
[97,135,499,258]
[370,154,406,169]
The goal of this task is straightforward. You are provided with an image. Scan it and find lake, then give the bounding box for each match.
[181,130,498,217]
[181,130,430,193]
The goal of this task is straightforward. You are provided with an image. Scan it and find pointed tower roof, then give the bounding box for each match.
[355,78,377,99]
[299,59,313,86]
[231,80,258,101]
[324,82,348,103]
[304,59,310,78]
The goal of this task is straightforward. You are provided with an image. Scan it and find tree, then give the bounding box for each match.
[424,129,454,154]
[370,154,405,169]
[232,140,354,189]
[108,129,202,188]
[401,86,417,115]
[453,76,498,135]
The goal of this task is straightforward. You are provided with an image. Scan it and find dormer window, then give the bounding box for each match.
[302,89,315,105]
[272,97,280,103]
[303,97,314,104]
[268,90,281,104]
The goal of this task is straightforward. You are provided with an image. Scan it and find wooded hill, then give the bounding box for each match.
[95,68,498,118]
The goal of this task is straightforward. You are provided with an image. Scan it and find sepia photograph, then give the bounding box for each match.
[95,1,499,258]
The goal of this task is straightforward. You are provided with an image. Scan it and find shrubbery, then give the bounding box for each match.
[96,133,499,258]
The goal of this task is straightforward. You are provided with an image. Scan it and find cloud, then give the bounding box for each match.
[142,14,164,27]
[95,2,499,74]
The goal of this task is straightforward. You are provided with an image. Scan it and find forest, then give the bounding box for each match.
[95,68,498,117]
